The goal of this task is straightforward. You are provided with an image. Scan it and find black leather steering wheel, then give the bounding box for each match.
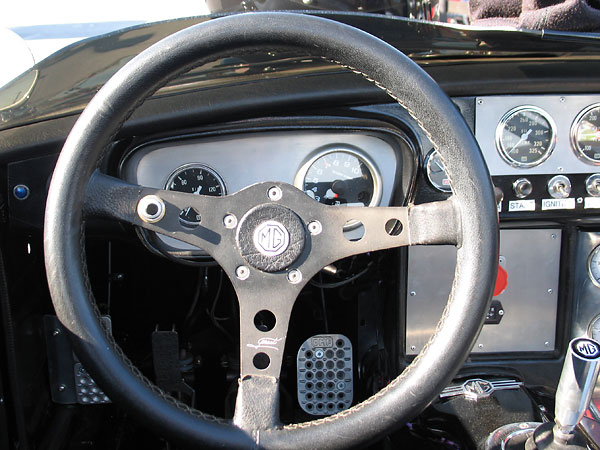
[44,12,498,450]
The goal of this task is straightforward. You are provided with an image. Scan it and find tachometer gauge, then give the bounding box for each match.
[425,149,452,193]
[165,164,226,226]
[588,245,600,288]
[571,103,600,165]
[294,148,381,207]
[495,106,556,168]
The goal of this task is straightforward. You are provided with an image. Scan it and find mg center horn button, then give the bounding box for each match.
[236,204,306,272]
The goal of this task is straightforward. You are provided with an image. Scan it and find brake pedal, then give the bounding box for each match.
[297,334,353,415]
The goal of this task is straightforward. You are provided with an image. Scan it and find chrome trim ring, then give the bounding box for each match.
[571,103,600,166]
[293,146,383,207]
[495,105,557,169]
[164,163,227,195]
[424,149,452,193]
[588,245,600,289]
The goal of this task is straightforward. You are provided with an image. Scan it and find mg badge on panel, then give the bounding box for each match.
[253,220,290,257]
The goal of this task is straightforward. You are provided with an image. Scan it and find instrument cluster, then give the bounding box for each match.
[423,95,600,217]
[120,130,404,259]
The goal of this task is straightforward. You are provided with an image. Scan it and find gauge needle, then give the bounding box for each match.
[194,186,202,194]
[332,169,353,180]
[324,188,337,199]
[433,160,444,172]
[508,129,533,154]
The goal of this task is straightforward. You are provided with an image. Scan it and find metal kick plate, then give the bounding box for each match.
[406,229,561,354]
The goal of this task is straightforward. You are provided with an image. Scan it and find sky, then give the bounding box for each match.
[1,0,209,28]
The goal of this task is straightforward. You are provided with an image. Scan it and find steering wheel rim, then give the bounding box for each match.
[44,12,498,449]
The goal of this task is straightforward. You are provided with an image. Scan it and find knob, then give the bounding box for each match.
[586,174,600,197]
[513,178,533,198]
[548,175,571,199]
[555,337,600,435]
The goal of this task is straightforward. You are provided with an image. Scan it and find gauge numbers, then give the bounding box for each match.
[496,106,556,168]
[295,148,381,207]
[425,149,451,193]
[165,164,225,226]
[571,103,600,165]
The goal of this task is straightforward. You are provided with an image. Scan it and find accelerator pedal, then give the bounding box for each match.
[297,334,353,416]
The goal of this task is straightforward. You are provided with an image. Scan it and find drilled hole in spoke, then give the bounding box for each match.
[253,352,270,370]
[254,310,276,332]
[343,220,365,242]
[385,218,403,236]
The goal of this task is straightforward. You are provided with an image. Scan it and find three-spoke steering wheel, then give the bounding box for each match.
[44,12,498,449]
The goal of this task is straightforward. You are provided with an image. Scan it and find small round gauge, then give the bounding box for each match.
[294,148,381,207]
[589,245,600,288]
[571,103,600,165]
[495,106,556,168]
[424,149,452,193]
[588,314,600,341]
[165,164,226,225]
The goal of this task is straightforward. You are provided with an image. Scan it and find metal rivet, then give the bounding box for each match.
[52,329,61,336]
[558,166,564,172]
[410,345,416,351]
[308,220,322,236]
[58,384,66,392]
[560,97,566,103]
[498,310,504,316]
[315,350,324,358]
[223,214,238,229]
[577,197,584,204]
[235,266,250,281]
[137,195,165,223]
[287,269,302,284]
[477,99,483,105]
[410,291,416,296]
[551,234,557,239]
[548,288,553,294]
[267,186,282,201]
[337,381,345,390]
[545,342,550,346]
[478,344,484,349]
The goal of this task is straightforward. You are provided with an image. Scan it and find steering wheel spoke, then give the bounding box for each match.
[232,280,300,430]
[304,198,460,269]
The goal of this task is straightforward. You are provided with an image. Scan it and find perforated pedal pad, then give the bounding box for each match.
[297,334,353,416]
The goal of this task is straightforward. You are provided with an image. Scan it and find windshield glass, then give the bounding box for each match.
[0,0,210,87]
[2,0,600,89]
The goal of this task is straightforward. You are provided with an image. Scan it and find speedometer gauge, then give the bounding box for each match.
[571,103,600,165]
[294,148,381,207]
[495,106,556,168]
[165,164,226,226]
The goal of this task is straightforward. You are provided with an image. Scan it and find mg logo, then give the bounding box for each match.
[253,220,290,257]
[462,379,494,400]
[574,338,600,359]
